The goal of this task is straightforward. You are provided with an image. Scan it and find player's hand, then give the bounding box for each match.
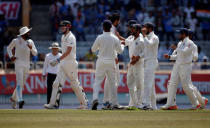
[11,56,16,61]
[27,43,32,49]
[163,54,170,59]
[42,75,46,81]
[121,41,125,45]
[141,27,147,37]
[50,58,60,67]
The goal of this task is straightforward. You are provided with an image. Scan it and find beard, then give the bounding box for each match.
[24,33,31,40]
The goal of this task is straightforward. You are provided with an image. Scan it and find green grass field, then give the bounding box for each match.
[0,109,210,128]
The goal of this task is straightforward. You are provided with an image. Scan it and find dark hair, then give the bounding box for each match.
[110,13,120,23]
[103,20,112,31]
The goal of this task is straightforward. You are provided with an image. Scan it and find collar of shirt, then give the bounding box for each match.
[103,31,111,35]
[63,31,72,38]
[183,37,189,44]
[147,31,154,39]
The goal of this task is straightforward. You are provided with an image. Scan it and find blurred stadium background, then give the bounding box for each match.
[0,0,210,108]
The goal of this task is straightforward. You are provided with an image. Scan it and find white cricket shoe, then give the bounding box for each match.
[77,105,88,110]
[10,97,17,109]
[44,104,56,109]
[161,104,178,110]
[200,98,208,109]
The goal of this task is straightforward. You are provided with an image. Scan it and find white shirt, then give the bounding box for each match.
[143,31,159,61]
[111,25,118,58]
[42,52,62,75]
[7,37,37,67]
[125,34,144,59]
[61,31,76,61]
[91,32,124,61]
[170,37,195,64]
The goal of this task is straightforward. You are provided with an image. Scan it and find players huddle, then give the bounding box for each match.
[7,12,208,110]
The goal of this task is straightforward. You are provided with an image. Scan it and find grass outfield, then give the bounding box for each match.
[0,109,210,128]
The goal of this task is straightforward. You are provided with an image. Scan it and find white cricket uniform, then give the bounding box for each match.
[92,31,124,105]
[169,41,206,106]
[103,25,120,103]
[125,35,144,106]
[49,31,88,106]
[166,37,199,107]
[7,37,37,102]
[42,53,62,76]
[142,31,159,109]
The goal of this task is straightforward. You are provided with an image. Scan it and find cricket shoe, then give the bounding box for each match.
[44,104,58,109]
[140,105,153,110]
[10,97,17,109]
[126,106,137,110]
[91,100,99,110]
[161,105,178,110]
[200,98,208,109]
[110,104,125,110]
[77,102,89,110]
[191,104,201,110]
[102,102,111,110]
[19,100,25,109]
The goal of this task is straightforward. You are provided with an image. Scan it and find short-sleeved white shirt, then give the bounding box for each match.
[61,31,76,61]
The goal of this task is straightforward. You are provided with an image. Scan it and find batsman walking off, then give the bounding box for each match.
[44,20,88,109]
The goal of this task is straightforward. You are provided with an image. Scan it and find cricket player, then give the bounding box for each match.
[103,13,122,109]
[91,20,124,110]
[42,42,62,105]
[161,29,208,110]
[161,28,201,110]
[44,20,88,109]
[122,24,144,108]
[7,26,37,109]
[140,22,159,110]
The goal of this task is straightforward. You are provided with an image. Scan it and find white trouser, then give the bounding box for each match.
[93,59,118,105]
[12,65,29,102]
[166,63,199,107]
[49,60,88,106]
[143,59,158,109]
[103,63,120,103]
[127,60,144,106]
[170,83,205,106]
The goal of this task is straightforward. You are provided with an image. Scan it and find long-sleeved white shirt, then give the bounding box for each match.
[170,37,196,64]
[7,37,37,67]
[61,31,76,61]
[125,35,144,59]
[143,31,159,61]
[91,32,124,61]
[42,52,62,75]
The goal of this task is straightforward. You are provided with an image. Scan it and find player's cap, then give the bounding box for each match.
[132,24,142,31]
[188,29,193,35]
[18,26,32,36]
[143,22,155,29]
[49,42,60,49]
[60,20,71,26]
[176,28,189,35]
[126,20,137,27]
[103,20,112,29]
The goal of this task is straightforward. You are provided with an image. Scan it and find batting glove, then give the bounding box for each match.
[50,58,60,67]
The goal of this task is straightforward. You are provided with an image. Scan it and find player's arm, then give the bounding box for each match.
[27,40,38,56]
[7,39,16,61]
[192,44,198,62]
[42,54,49,80]
[60,47,72,61]
[144,37,159,47]
[131,41,144,65]
[177,42,194,55]
[115,31,126,41]
[115,39,124,54]
[91,36,100,53]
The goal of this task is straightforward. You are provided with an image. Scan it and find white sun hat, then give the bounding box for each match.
[49,42,61,49]
[17,26,32,36]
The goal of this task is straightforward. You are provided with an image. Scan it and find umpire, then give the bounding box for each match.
[42,42,62,104]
